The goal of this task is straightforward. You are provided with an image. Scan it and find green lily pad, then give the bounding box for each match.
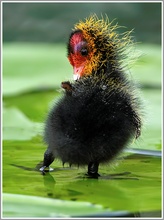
[3,193,107,218]
[2,139,161,216]
[3,107,43,140]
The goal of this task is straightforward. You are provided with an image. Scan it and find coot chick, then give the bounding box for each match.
[40,15,143,177]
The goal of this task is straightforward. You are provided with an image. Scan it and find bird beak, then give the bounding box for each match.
[73,74,80,80]
[73,66,84,80]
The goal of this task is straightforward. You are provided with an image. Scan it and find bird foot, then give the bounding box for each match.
[39,166,54,172]
[87,161,100,178]
[87,171,100,179]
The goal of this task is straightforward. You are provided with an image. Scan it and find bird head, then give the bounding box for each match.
[67,15,135,80]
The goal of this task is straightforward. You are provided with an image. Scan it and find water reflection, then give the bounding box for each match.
[41,171,161,218]
[43,172,56,197]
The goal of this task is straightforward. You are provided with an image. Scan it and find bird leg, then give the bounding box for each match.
[39,149,55,173]
[87,161,100,178]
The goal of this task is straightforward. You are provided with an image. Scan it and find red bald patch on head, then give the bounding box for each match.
[68,31,90,78]
[70,32,84,51]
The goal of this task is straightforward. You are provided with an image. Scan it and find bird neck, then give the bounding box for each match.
[94,59,119,76]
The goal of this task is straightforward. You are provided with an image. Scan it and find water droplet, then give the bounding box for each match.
[102,85,107,90]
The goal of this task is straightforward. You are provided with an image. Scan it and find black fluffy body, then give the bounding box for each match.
[42,69,142,176]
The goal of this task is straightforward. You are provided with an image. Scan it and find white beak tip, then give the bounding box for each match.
[73,74,80,80]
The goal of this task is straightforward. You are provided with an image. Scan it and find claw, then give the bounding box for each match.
[39,166,54,172]
[39,166,47,172]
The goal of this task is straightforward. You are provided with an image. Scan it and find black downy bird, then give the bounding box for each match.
[40,15,143,177]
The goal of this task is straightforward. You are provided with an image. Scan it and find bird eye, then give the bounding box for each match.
[80,48,88,56]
